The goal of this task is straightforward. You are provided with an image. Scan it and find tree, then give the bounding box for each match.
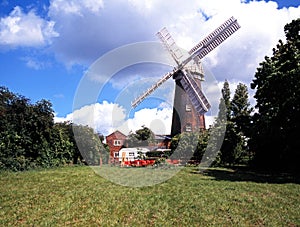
[230,83,253,164]
[193,130,210,163]
[72,125,107,165]
[221,79,231,120]
[0,87,107,170]
[135,126,154,142]
[231,83,252,137]
[250,18,300,171]
[52,122,82,165]
[126,126,154,147]
[215,81,236,166]
[0,87,58,170]
[170,132,197,163]
[214,81,253,166]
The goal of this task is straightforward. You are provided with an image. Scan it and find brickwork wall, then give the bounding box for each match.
[106,131,127,163]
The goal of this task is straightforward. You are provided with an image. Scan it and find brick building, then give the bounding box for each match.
[106,130,127,163]
[106,130,172,163]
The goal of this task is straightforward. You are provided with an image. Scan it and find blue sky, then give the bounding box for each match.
[1,0,299,135]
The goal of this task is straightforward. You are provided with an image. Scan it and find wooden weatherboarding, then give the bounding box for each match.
[131,17,241,136]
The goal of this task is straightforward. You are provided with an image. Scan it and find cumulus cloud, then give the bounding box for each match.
[194,0,300,83]
[55,101,126,135]
[0,6,58,48]
[55,101,173,136]
[45,0,299,86]
[48,0,157,66]
[2,0,299,85]
[2,0,300,130]
[122,107,173,135]
[55,100,219,135]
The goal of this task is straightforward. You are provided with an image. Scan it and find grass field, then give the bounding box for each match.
[0,166,299,226]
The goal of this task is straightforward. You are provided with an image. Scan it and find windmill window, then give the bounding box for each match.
[186,105,192,112]
[114,152,119,157]
[113,140,122,146]
[185,124,192,132]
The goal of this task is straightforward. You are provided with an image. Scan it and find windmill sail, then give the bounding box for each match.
[131,70,175,108]
[179,71,211,115]
[189,16,240,59]
[156,27,183,65]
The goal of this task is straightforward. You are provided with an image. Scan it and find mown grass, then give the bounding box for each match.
[0,166,299,226]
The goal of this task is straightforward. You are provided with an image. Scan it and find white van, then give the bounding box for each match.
[118,147,149,162]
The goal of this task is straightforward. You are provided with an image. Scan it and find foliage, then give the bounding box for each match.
[170,130,209,164]
[221,79,231,120]
[72,125,109,165]
[0,87,107,171]
[193,130,210,162]
[170,132,198,163]
[214,81,253,166]
[125,125,154,147]
[250,18,300,171]
[169,81,253,167]
[231,83,252,137]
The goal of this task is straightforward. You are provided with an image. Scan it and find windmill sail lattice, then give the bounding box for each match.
[156,27,183,65]
[180,72,211,115]
[188,16,240,59]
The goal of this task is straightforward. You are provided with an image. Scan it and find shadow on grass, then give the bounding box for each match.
[191,167,300,184]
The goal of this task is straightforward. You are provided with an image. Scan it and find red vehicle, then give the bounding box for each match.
[122,159,156,167]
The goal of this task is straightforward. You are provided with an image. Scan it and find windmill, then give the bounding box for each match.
[131,17,240,136]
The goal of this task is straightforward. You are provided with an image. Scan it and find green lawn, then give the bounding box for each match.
[0,166,299,226]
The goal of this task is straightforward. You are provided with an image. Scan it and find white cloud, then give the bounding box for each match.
[55,101,126,135]
[48,0,157,66]
[0,6,58,48]
[46,0,299,87]
[205,115,217,128]
[192,0,300,85]
[55,99,222,136]
[122,107,173,135]
[2,0,299,87]
[21,56,52,70]
[55,101,173,136]
[2,0,299,126]
[50,0,104,16]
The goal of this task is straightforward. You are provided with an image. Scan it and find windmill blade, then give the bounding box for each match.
[179,71,211,115]
[188,16,240,59]
[131,70,175,108]
[156,27,183,65]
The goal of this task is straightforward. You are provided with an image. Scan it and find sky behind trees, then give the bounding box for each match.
[0,0,299,135]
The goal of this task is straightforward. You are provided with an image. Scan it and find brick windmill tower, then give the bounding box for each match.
[171,65,206,136]
[132,17,240,136]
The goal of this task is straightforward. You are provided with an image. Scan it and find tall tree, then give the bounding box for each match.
[231,83,253,164]
[231,83,252,136]
[215,81,253,166]
[216,81,237,166]
[250,18,300,171]
[221,79,231,120]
